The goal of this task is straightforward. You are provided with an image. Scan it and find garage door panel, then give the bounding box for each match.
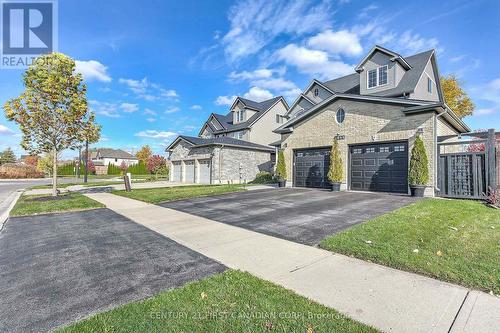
[294,148,330,189]
[198,160,211,184]
[172,162,182,182]
[350,142,408,194]
[184,160,195,183]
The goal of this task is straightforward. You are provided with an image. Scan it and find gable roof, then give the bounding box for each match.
[90,148,137,160]
[355,45,412,72]
[166,135,275,152]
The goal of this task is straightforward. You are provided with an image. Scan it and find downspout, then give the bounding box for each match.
[434,106,448,193]
[218,144,224,184]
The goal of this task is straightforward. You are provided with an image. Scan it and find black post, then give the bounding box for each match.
[487,128,496,190]
[84,139,89,183]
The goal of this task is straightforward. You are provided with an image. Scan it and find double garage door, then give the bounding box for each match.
[294,141,408,193]
[172,160,211,184]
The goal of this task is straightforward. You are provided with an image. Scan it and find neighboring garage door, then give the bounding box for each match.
[198,160,211,184]
[350,141,408,193]
[294,148,330,189]
[184,160,195,183]
[172,161,182,182]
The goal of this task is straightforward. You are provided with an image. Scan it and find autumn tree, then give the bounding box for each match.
[24,155,39,167]
[4,53,96,196]
[136,145,152,165]
[147,155,168,179]
[0,147,16,165]
[441,74,475,118]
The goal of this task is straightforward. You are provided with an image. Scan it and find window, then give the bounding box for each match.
[394,145,405,152]
[336,108,345,124]
[368,69,377,88]
[379,146,389,152]
[236,131,244,140]
[276,115,284,124]
[427,77,433,93]
[353,148,362,154]
[366,147,375,153]
[115,158,118,162]
[367,65,388,88]
[314,88,319,97]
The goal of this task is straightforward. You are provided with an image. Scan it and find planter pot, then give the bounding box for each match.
[331,182,341,192]
[278,180,287,188]
[410,185,426,197]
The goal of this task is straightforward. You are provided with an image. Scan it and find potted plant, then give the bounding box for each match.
[408,136,429,197]
[327,138,343,191]
[276,150,287,187]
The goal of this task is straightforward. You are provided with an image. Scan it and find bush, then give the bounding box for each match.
[58,162,76,176]
[250,171,275,184]
[0,163,44,179]
[127,162,148,175]
[276,150,287,180]
[408,136,429,186]
[107,163,121,175]
[327,138,343,183]
[486,187,500,208]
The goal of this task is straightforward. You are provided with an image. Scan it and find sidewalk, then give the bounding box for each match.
[85,192,499,333]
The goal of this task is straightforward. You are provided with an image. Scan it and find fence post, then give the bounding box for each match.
[487,128,496,190]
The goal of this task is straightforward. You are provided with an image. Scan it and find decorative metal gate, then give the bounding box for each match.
[437,129,497,199]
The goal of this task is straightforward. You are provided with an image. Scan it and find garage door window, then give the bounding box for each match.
[394,145,405,152]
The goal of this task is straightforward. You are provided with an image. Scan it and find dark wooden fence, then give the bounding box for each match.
[437,129,497,199]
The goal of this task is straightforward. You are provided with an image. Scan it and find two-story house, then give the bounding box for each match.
[274,45,470,196]
[166,96,289,184]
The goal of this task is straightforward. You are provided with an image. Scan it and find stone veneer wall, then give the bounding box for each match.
[281,99,436,195]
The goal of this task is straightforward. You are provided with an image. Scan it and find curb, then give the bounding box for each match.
[0,190,22,232]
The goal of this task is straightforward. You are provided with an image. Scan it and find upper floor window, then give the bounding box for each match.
[276,115,284,124]
[236,110,245,122]
[427,77,433,93]
[367,65,388,89]
[314,88,319,97]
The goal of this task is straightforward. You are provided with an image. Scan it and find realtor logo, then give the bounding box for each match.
[1,0,57,68]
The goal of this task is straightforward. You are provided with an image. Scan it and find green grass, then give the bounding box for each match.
[320,199,500,294]
[58,270,377,333]
[113,184,246,204]
[10,193,105,216]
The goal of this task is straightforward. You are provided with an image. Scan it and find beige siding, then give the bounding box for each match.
[410,58,440,101]
[304,82,333,104]
[281,99,436,195]
[287,96,314,118]
[360,51,399,95]
[248,100,288,146]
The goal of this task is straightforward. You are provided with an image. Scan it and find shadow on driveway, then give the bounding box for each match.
[0,209,225,333]
[160,188,419,246]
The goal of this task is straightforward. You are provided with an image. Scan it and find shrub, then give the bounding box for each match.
[107,163,121,175]
[24,155,39,167]
[86,159,96,174]
[0,163,44,179]
[327,138,343,183]
[250,171,275,184]
[127,161,148,175]
[408,136,429,186]
[276,150,287,180]
[58,162,76,176]
[119,161,127,173]
[486,187,500,208]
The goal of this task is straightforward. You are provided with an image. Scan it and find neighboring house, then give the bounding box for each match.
[274,45,470,196]
[166,96,288,184]
[89,148,139,167]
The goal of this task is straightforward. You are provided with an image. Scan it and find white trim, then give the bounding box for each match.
[366,65,388,90]
[335,107,346,124]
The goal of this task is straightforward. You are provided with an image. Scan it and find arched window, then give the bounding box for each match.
[336,108,345,124]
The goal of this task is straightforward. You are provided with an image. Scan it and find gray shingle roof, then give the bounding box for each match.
[171,135,274,152]
[90,148,137,159]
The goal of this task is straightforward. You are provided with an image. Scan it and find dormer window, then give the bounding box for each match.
[427,77,433,93]
[314,88,319,97]
[236,109,245,122]
[367,65,388,89]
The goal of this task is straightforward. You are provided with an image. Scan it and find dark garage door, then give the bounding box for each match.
[350,141,408,193]
[294,148,330,189]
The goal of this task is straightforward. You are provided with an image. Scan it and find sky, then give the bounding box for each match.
[1,0,499,158]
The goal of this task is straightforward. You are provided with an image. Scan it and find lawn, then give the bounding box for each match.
[10,193,105,216]
[113,184,246,204]
[58,270,377,333]
[320,199,500,294]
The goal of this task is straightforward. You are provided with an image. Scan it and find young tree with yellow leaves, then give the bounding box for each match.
[441,74,475,118]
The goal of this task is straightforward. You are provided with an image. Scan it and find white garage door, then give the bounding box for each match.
[172,161,182,182]
[184,160,195,183]
[198,160,211,184]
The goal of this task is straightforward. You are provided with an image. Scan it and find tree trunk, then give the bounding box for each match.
[77,147,81,179]
[84,139,88,183]
[52,149,58,197]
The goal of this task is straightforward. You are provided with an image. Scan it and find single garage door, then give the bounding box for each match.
[198,159,211,184]
[294,148,330,189]
[184,160,195,183]
[172,161,182,182]
[350,141,408,193]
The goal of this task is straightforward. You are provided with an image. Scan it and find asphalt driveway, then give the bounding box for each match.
[0,209,225,333]
[160,188,418,245]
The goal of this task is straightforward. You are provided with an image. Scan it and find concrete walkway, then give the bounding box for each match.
[85,192,499,333]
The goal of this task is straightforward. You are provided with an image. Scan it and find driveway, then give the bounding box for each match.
[160,188,418,245]
[0,209,225,333]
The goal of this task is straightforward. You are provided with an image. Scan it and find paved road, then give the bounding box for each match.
[0,208,226,333]
[160,188,418,245]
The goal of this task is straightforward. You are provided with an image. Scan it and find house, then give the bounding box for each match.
[166,96,289,184]
[274,45,470,196]
[89,148,139,167]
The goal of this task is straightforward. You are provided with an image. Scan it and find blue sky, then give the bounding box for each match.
[1,0,499,158]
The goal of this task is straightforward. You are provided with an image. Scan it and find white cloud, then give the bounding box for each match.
[252,77,298,91]
[143,108,157,115]
[475,108,496,116]
[165,106,181,114]
[89,100,120,118]
[215,95,237,106]
[191,105,202,110]
[134,130,177,139]
[75,60,112,82]
[120,103,139,113]
[0,124,15,135]
[119,77,179,102]
[307,29,363,57]
[160,89,179,99]
[229,69,274,80]
[397,30,440,54]
[222,0,332,61]
[489,79,500,91]
[243,86,274,101]
[276,44,353,80]
[146,117,157,122]
[470,78,500,117]
[358,4,378,19]
[119,77,148,94]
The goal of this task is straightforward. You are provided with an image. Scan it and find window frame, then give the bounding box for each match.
[427,76,433,94]
[366,65,389,89]
[336,107,346,124]
[314,87,319,97]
